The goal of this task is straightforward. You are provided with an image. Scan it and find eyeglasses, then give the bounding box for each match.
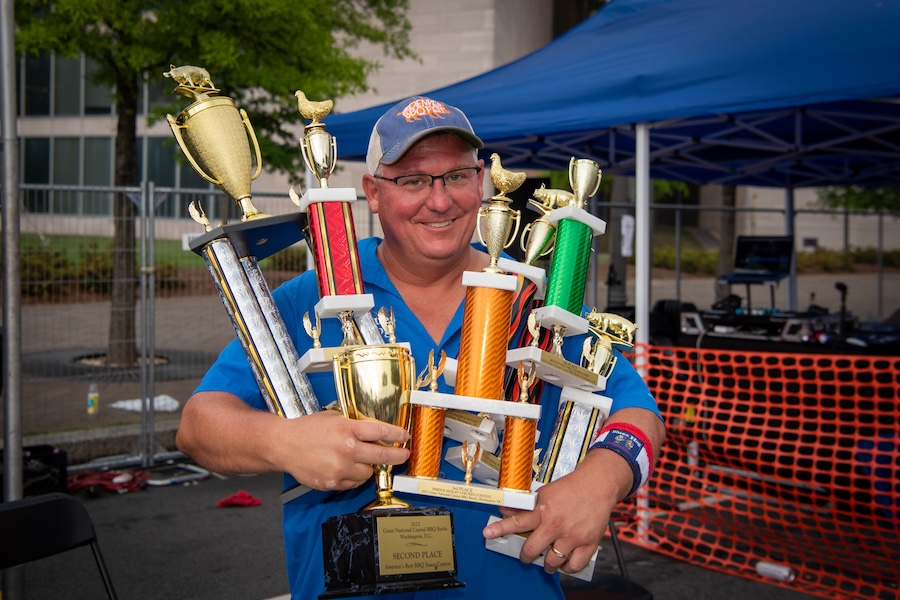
[374,166,482,194]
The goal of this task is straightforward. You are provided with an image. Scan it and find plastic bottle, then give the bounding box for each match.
[755,560,797,582]
[87,382,99,415]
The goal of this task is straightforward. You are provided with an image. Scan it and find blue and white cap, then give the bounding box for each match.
[366,96,483,174]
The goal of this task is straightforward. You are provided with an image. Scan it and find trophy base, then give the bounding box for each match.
[393,475,537,510]
[188,211,307,261]
[506,346,604,392]
[320,506,463,599]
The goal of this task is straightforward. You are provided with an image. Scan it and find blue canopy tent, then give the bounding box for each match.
[325,0,900,343]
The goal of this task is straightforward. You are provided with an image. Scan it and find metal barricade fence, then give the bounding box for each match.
[4,183,897,470]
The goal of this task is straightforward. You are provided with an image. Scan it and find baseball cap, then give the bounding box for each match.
[366,96,484,174]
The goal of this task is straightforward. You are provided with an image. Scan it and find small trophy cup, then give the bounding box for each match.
[333,344,415,511]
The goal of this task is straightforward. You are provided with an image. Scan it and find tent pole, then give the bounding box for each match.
[635,123,651,353]
[634,122,652,545]
[785,187,797,311]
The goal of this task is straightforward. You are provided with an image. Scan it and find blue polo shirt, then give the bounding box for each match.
[195,236,659,599]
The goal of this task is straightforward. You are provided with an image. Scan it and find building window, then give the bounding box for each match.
[83,138,113,214]
[23,52,50,116]
[83,58,113,115]
[19,53,113,116]
[53,137,80,214]
[54,56,81,116]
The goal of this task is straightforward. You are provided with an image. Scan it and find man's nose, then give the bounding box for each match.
[425,177,452,209]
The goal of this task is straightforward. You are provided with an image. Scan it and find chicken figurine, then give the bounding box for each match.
[295,90,333,126]
[489,153,527,198]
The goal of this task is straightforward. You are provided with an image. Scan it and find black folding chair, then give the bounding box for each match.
[0,492,118,599]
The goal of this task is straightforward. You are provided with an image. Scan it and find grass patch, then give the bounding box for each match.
[21,234,206,270]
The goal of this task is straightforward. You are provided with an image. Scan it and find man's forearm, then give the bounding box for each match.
[176,391,290,475]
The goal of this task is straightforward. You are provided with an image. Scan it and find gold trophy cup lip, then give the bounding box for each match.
[178,95,236,122]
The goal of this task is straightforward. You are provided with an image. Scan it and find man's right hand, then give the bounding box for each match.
[176,391,410,492]
[278,409,410,491]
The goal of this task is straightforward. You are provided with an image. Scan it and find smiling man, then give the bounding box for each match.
[177,96,664,599]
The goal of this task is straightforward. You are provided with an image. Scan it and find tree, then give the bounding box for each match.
[15,0,414,366]
[817,187,900,213]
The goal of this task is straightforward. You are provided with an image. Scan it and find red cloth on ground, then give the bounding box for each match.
[216,489,261,507]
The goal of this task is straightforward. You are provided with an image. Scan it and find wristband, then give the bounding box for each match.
[589,422,654,498]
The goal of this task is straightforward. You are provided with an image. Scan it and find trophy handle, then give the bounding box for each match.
[166,114,223,185]
[240,109,263,182]
[475,206,488,247]
[504,210,521,249]
[520,221,533,253]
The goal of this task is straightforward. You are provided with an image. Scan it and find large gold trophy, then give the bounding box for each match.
[167,66,319,424]
[164,64,266,221]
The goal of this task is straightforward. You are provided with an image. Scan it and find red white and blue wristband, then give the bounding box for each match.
[589,422,654,498]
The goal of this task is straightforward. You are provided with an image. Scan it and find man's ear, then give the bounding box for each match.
[362,174,380,214]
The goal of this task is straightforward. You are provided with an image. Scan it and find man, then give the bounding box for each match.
[177,96,665,599]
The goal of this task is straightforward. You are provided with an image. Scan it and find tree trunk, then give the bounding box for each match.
[108,76,139,367]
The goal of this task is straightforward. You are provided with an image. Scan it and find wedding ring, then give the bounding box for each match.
[549,544,571,561]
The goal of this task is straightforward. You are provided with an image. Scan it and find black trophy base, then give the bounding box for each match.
[320,506,464,599]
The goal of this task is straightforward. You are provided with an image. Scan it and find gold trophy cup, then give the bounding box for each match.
[333,345,415,511]
[165,66,265,220]
[326,345,463,596]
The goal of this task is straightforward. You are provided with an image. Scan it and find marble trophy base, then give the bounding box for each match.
[320,506,463,598]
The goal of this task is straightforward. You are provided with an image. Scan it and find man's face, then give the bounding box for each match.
[364,133,485,266]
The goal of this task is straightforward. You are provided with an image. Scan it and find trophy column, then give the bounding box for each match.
[165,66,320,421]
[285,92,463,598]
[394,156,542,511]
[486,157,628,581]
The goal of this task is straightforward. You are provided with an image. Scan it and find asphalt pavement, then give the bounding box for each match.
[7,465,821,600]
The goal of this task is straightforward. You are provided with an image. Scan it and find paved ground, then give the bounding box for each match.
[8,469,820,600]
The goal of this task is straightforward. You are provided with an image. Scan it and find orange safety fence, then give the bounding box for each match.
[613,344,900,600]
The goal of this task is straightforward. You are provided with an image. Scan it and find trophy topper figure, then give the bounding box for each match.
[477,154,523,273]
[164,64,216,98]
[296,90,338,188]
[520,184,570,265]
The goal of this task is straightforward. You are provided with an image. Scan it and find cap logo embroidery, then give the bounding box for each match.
[397,98,452,122]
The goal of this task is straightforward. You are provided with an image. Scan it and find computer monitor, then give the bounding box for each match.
[733,236,793,275]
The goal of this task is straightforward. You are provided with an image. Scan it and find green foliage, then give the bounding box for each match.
[816,187,900,212]
[849,247,900,268]
[155,261,186,291]
[260,246,307,273]
[795,247,900,272]
[795,248,853,273]
[20,246,72,298]
[652,247,719,275]
[78,241,117,293]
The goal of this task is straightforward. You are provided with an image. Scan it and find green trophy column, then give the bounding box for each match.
[545,218,593,314]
